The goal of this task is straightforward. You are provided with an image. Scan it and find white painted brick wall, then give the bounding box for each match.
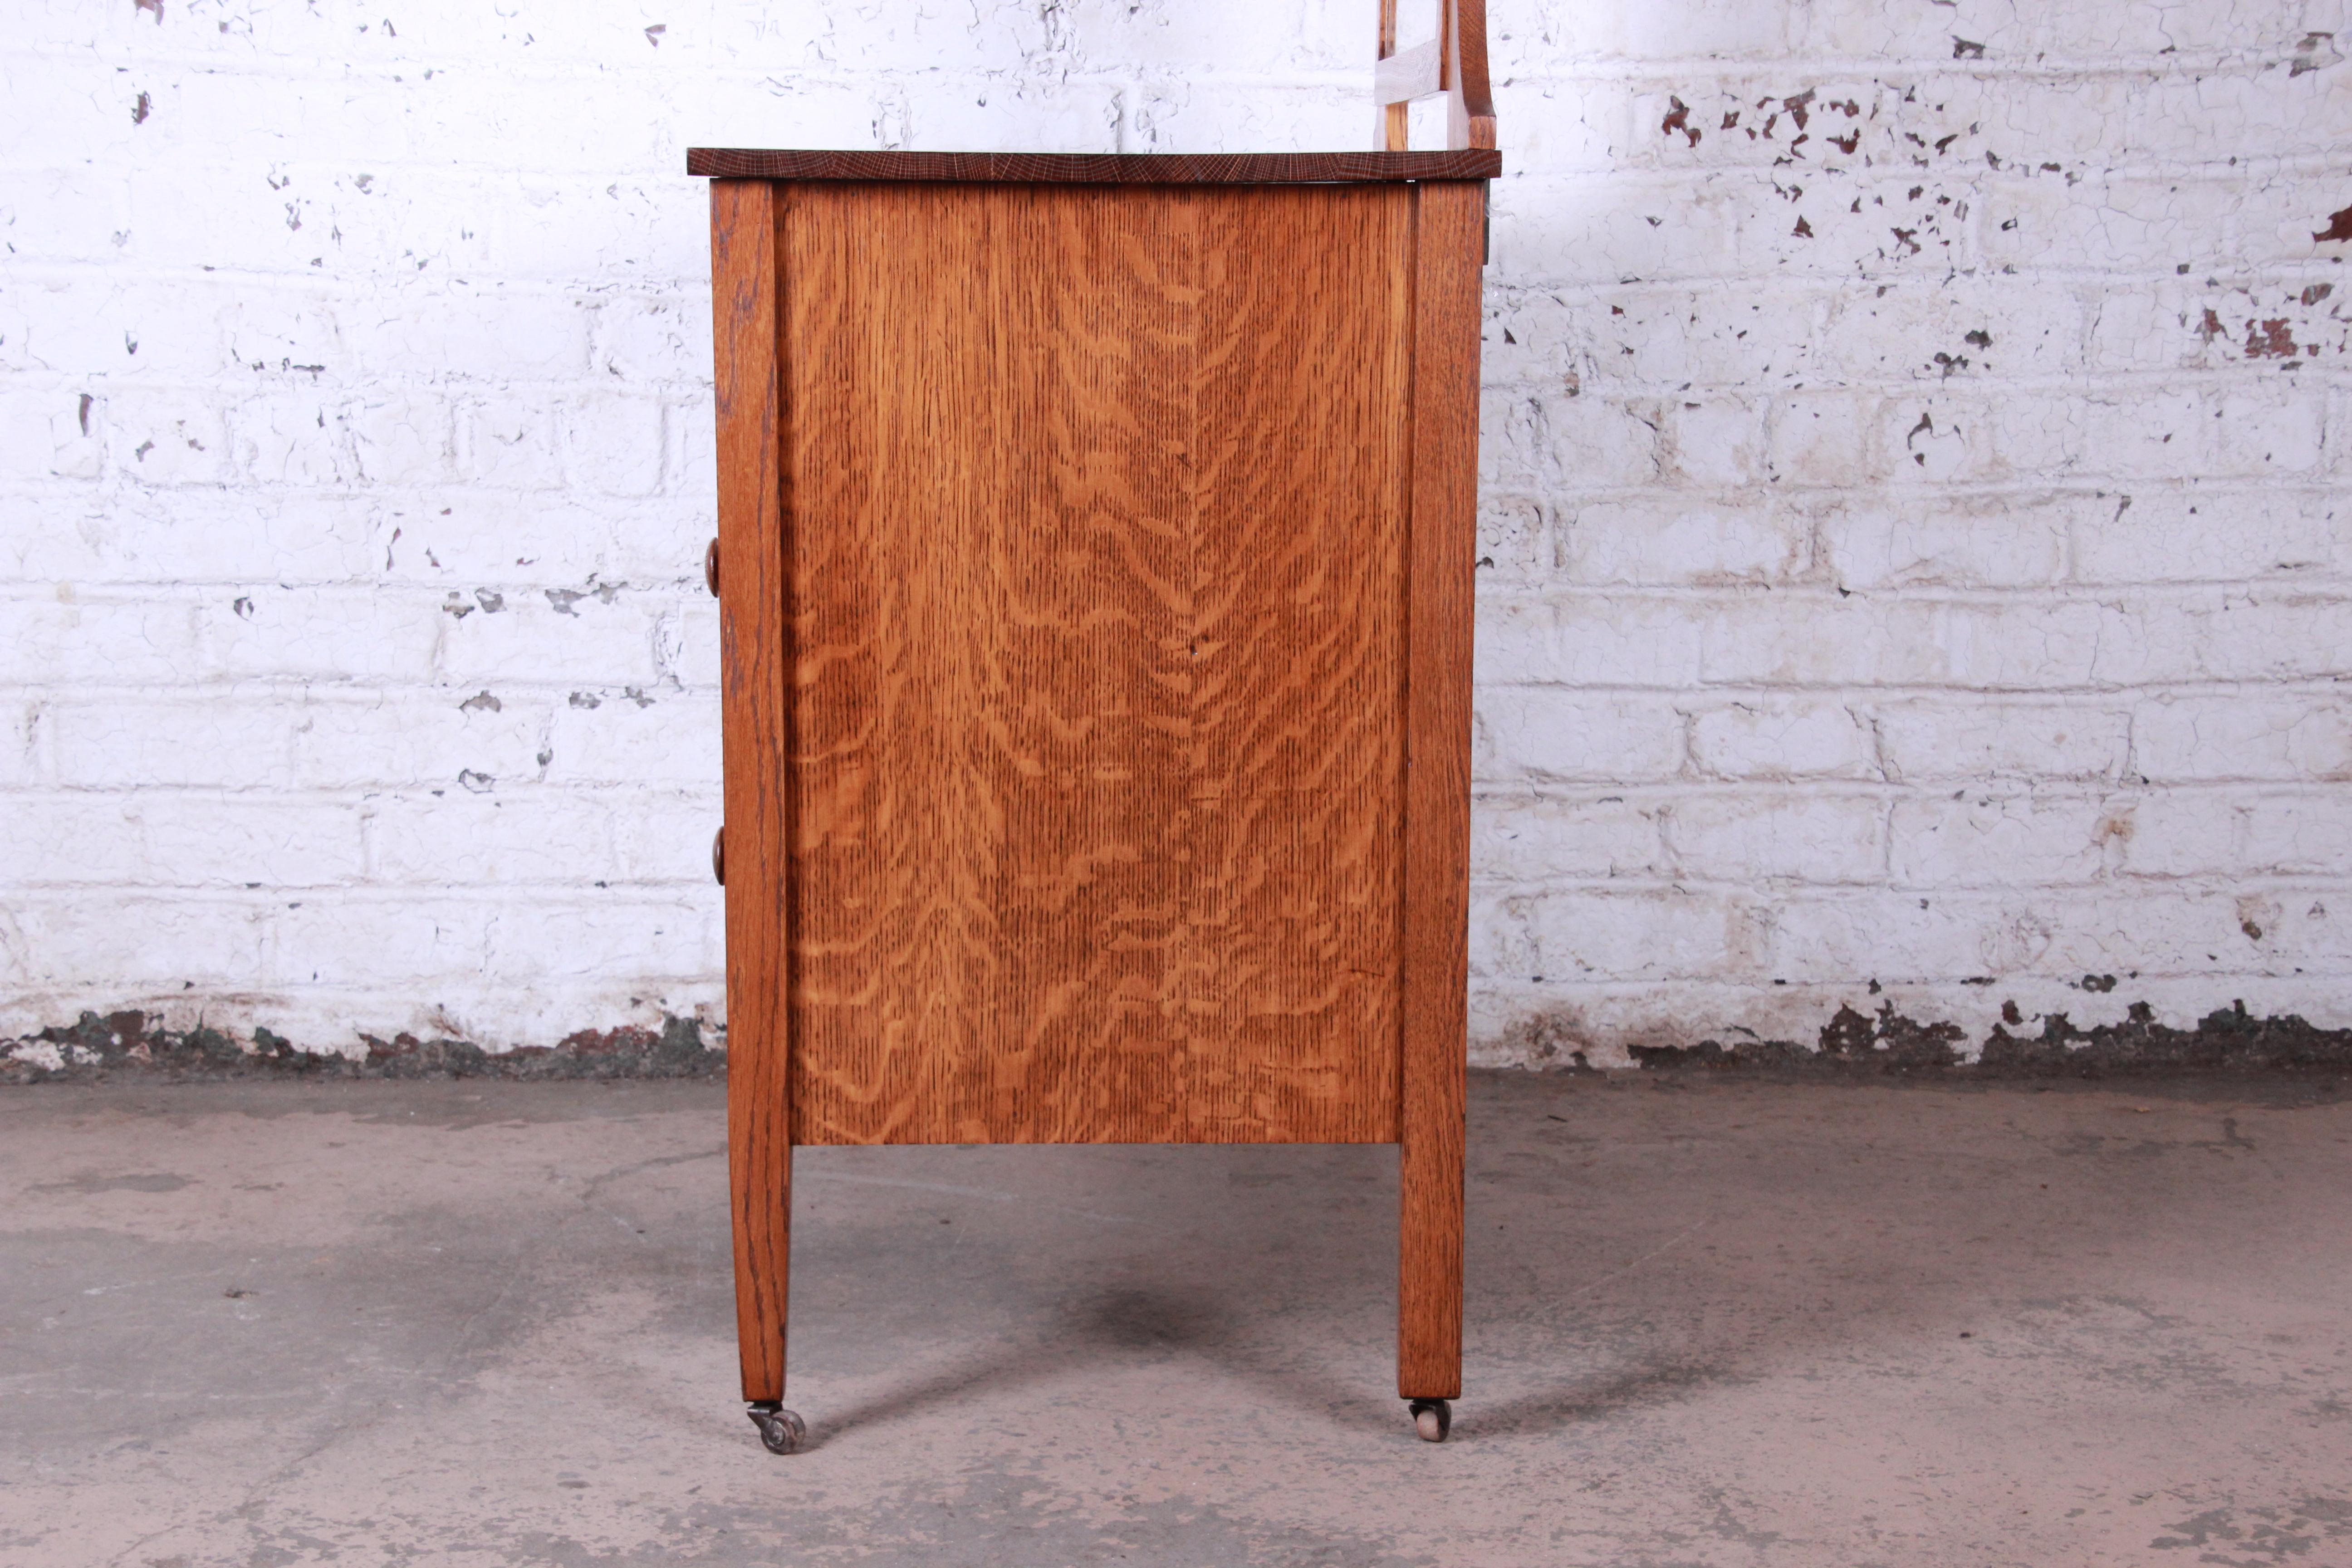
[3,0,2349,1067]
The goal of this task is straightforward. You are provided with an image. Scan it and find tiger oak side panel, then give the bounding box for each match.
[780,183,1414,1146]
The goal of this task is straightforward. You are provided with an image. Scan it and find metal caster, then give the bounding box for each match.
[747,1401,806,1455]
[1408,1397,1452,1442]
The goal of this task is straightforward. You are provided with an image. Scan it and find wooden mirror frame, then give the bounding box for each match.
[1375,0,1496,152]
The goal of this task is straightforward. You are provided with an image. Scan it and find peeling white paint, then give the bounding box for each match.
[0,0,2347,1066]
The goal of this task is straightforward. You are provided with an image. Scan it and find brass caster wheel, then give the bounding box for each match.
[747,1401,806,1455]
[1408,1397,1452,1443]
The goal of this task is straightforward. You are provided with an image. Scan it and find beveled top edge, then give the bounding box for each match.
[685,148,1502,183]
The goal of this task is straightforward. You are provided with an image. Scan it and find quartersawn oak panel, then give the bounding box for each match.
[784,182,1413,1146]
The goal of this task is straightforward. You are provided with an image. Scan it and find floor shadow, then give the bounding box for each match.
[810,1277,1391,1446]
[803,1337,1071,1450]
[1454,1358,1735,1440]
[808,1284,1230,1446]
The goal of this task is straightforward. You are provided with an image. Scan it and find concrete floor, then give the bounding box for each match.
[2,1074,2347,1568]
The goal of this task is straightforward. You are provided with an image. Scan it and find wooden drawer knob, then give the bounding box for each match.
[704,538,720,598]
[712,826,725,886]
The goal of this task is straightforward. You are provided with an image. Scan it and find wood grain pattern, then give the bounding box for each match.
[686,149,1499,183]
[1396,179,1483,1400]
[711,179,794,1404]
[778,182,1418,1147]
[1377,0,1409,151]
[1447,0,1498,152]
[1370,0,1494,154]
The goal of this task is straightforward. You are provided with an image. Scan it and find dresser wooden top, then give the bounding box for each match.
[686,148,1501,183]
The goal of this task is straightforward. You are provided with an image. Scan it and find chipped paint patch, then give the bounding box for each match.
[1506,1000,2352,1078]
[2,1009,722,1084]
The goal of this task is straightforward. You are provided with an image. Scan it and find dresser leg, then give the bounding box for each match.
[728,1086,792,1412]
[1395,172,1479,1425]
[711,172,799,1443]
[1398,1112,1463,1407]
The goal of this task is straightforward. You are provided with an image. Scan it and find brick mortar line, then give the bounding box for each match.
[3,561,2335,584]
[6,795,722,808]
[8,478,2335,502]
[15,579,2350,604]
[17,585,2352,608]
[0,683,717,696]
[1496,60,2345,80]
[0,789,2326,811]
[8,142,2326,170]
[5,882,727,893]
[1480,370,2352,393]
[1468,781,2352,797]
[1491,273,2352,294]
[3,259,2337,295]
[29,377,2338,402]
[1465,874,2352,894]
[0,263,725,295]
[5,150,2336,185]
[18,365,2348,396]
[0,50,1397,89]
[1500,158,2352,185]
[1494,983,2326,993]
[8,160,2332,201]
[1481,281,2352,307]
[7,884,724,893]
[9,256,2331,303]
[0,679,2332,698]
[9,877,2346,900]
[0,887,726,907]
[1471,580,2352,601]
[1496,152,2352,180]
[1471,677,2352,691]
[22,779,2351,799]
[5,43,2318,82]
